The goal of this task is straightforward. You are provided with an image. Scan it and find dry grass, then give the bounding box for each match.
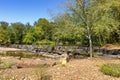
[102,44,120,50]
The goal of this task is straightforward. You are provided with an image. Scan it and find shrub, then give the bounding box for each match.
[50,43,55,50]
[100,63,120,77]
[71,50,76,55]
[36,39,54,45]
[97,62,104,68]
[36,39,55,50]
[80,53,89,57]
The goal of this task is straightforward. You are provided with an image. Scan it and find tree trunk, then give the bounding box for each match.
[89,34,93,58]
[86,24,93,58]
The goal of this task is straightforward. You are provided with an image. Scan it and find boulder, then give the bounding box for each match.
[59,53,69,66]
[117,55,120,59]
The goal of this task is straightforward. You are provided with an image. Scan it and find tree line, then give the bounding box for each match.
[0,0,120,49]
[0,18,53,45]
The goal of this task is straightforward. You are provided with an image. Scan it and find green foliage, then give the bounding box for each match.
[52,0,120,47]
[23,27,44,44]
[80,53,90,57]
[36,39,55,49]
[36,18,50,28]
[35,27,44,40]
[0,52,53,59]
[0,27,9,44]
[0,62,16,69]
[36,39,54,45]
[9,22,27,44]
[0,21,8,29]
[50,43,55,50]
[5,52,33,58]
[52,24,85,45]
[100,63,120,77]
[97,63,104,68]
[93,16,111,46]
[36,18,52,40]
[0,22,10,44]
[23,27,36,44]
[71,50,76,55]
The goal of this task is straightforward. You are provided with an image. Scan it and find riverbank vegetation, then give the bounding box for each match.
[100,63,120,77]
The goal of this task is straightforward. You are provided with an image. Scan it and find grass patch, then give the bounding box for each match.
[100,63,120,77]
[6,52,33,58]
[0,62,16,69]
[33,67,51,80]
[35,39,55,50]
[80,53,90,57]
[0,52,53,59]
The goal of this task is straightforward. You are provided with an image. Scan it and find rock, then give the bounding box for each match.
[59,53,69,66]
[117,55,120,59]
[16,56,22,60]
[61,57,67,66]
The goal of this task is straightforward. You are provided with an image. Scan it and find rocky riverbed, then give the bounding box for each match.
[0,46,120,80]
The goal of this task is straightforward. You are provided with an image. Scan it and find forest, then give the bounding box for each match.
[0,0,120,47]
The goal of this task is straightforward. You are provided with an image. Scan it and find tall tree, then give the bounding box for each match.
[36,18,52,40]
[93,0,120,45]
[53,15,85,45]
[23,27,36,44]
[54,0,106,58]
[0,21,10,44]
[23,26,44,44]
[10,22,26,44]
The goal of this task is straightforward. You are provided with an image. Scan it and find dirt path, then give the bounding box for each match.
[49,58,120,80]
[0,68,35,79]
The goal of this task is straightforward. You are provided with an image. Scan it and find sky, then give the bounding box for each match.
[0,0,65,25]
